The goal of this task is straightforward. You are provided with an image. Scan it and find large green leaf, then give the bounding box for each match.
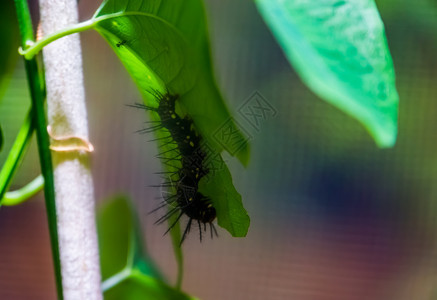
[93,0,250,162]
[255,0,399,147]
[92,0,250,237]
[98,197,195,299]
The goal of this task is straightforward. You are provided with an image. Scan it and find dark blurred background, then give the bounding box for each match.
[1,0,437,299]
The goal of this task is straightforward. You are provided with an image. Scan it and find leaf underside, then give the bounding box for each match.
[256,0,399,147]
[93,0,250,237]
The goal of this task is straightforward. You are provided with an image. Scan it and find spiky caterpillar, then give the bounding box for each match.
[133,90,218,244]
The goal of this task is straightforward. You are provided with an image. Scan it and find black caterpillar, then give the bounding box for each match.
[132,90,218,244]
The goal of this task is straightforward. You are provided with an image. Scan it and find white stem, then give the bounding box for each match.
[39,1,102,299]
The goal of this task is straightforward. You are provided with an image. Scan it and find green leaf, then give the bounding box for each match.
[0,125,3,152]
[151,129,250,238]
[0,0,19,103]
[93,0,250,163]
[98,197,196,299]
[199,157,250,237]
[104,269,196,300]
[93,0,250,237]
[255,0,399,147]
[97,196,161,280]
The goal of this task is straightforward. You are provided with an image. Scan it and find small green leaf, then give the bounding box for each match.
[255,0,399,147]
[104,269,196,300]
[93,0,250,163]
[97,196,161,280]
[98,197,196,299]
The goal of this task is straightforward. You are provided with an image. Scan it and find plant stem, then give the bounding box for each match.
[101,268,131,292]
[2,175,44,206]
[0,110,34,204]
[19,11,166,59]
[20,19,95,59]
[13,0,63,299]
[39,0,102,299]
[170,221,184,289]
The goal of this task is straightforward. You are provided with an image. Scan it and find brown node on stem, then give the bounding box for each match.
[47,125,94,152]
[36,21,43,41]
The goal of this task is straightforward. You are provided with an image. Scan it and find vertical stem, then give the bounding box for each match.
[38,0,102,299]
[170,221,184,289]
[13,0,63,299]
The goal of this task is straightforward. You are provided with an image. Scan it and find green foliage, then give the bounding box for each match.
[13,0,62,297]
[8,1,404,298]
[2,175,44,206]
[98,197,195,300]
[104,271,197,300]
[0,126,3,152]
[93,0,250,163]
[0,0,19,103]
[92,0,250,237]
[199,163,249,237]
[255,0,399,148]
[0,113,33,205]
[98,196,161,280]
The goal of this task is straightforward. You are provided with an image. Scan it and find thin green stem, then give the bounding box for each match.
[25,54,63,300]
[0,111,34,205]
[3,175,44,206]
[101,268,131,292]
[14,0,63,299]
[169,221,184,290]
[19,11,179,60]
[20,19,95,59]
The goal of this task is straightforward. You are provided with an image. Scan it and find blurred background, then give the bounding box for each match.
[1,0,437,299]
